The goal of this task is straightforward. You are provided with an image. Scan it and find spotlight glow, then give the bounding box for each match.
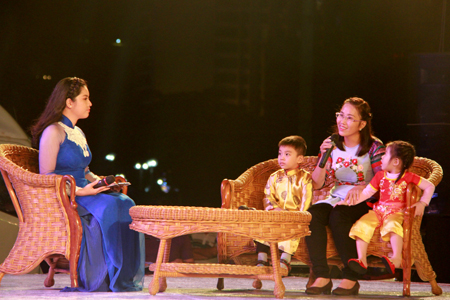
[147,159,158,167]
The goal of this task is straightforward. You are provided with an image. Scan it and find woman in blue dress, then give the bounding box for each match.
[31,77,145,292]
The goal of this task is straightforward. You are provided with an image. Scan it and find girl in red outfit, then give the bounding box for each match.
[341,141,435,274]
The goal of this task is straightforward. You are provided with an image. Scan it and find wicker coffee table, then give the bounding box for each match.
[129,205,311,299]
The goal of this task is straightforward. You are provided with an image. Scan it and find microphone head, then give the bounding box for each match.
[330,133,340,144]
[105,175,116,185]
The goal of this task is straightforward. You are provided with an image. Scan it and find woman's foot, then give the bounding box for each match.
[348,258,368,274]
[332,279,360,295]
[305,278,332,295]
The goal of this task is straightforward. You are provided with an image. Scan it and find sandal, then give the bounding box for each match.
[381,255,396,274]
[256,260,269,267]
[280,258,291,272]
[348,258,367,274]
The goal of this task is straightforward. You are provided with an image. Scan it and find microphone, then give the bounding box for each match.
[93,175,115,188]
[318,133,339,168]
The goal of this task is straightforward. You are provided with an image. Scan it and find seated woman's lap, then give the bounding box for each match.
[306,202,371,280]
[329,202,371,280]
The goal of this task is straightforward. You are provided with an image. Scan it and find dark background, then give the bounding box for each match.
[1,0,450,284]
[0,0,449,211]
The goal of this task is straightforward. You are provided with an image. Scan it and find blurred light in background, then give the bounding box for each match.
[147,159,158,167]
[134,163,142,170]
[105,154,115,161]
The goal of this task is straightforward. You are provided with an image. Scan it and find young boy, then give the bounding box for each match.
[255,135,313,271]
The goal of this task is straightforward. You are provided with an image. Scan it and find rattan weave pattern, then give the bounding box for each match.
[0,145,68,274]
[130,205,311,222]
[149,262,289,277]
[218,155,444,296]
[0,144,81,288]
[130,205,311,242]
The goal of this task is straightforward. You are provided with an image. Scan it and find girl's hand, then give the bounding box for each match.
[334,200,348,207]
[76,180,110,196]
[344,185,366,206]
[412,201,426,217]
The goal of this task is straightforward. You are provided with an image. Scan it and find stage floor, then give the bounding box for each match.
[1,274,450,299]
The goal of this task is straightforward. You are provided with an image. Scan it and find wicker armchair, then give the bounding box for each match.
[218,156,443,296]
[0,144,127,289]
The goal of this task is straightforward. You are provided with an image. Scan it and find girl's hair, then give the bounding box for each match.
[386,140,416,183]
[333,97,374,157]
[30,77,87,148]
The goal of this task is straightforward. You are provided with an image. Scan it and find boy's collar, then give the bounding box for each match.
[284,165,301,175]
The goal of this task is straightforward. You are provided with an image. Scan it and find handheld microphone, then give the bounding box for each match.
[93,175,115,188]
[318,133,339,168]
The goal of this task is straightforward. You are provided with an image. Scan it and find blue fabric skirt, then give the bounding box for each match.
[62,192,144,292]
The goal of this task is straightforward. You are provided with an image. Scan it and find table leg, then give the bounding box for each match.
[149,239,168,295]
[269,242,285,299]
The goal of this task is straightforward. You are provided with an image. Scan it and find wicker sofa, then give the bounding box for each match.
[217,156,443,296]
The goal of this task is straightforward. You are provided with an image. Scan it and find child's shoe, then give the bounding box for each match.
[381,256,396,274]
[256,260,269,267]
[280,258,291,272]
[348,258,367,274]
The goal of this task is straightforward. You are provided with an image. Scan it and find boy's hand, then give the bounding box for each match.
[412,201,426,217]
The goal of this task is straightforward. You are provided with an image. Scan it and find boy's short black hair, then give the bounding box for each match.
[278,135,307,156]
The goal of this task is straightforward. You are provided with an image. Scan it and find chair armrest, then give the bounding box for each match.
[221,179,232,209]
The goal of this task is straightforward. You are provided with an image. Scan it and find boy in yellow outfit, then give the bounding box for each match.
[255,135,313,271]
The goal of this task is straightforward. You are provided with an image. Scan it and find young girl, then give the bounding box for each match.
[339,141,434,275]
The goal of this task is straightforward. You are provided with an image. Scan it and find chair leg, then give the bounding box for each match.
[44,258,57,287]
[410,218,443,296]
[69,252,79,288]
[430,279,443,296]
[217,278,224,290]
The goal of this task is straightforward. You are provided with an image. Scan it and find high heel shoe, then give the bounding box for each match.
[305,280,332,295]
[332,280,360,295]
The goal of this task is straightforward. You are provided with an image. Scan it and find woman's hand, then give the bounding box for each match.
[76,180,110,196]
[109,184,123,193]
[319,137,336,156]
[343,185,366,206]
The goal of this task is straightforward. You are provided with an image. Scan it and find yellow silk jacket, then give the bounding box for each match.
[259,168,313,254]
